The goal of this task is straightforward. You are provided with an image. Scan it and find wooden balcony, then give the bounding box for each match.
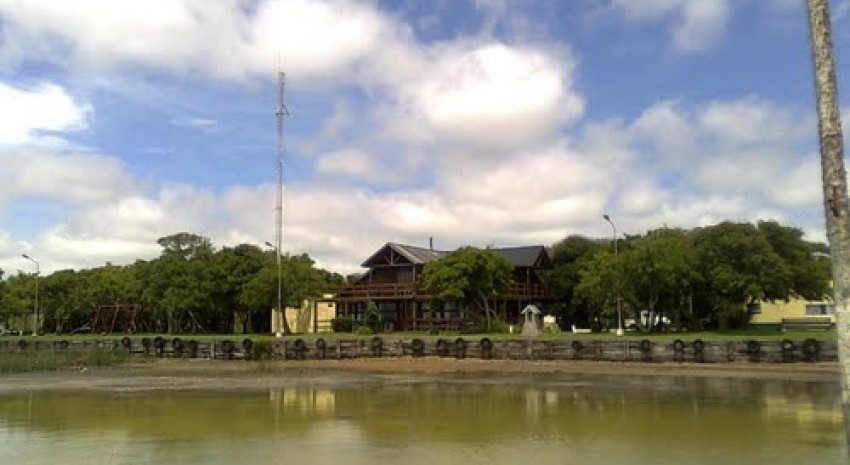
[335,283,420,301]
[335,281,547,302]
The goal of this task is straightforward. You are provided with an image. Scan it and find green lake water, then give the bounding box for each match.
[0,375,845,464]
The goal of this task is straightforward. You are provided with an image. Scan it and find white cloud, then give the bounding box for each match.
[171,117,218,130]
[249,0,388,78]
[673,0,730,52]
[4,93,828,274]
[0,148,133,208]
[411,43,582,151]
[610,0,731,52]
[315,149,398,184]
[0,0,391,81]
[597,97,823,232]
[0,1,839,276]
[0,82,90,144]
[369,41,581,160]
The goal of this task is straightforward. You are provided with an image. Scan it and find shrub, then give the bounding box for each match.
[251,340,272,360]
[717,305,751,330]
[365,302,381,333]
[355,325,374,336]
[331,317,354,333]
[489,319,511,334]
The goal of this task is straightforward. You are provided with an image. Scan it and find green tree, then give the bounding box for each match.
[0,272,34,332]
[40,269,85,333]
[545,235,605,326]
[620,228,696,332]
[572,249,618,330]
[212,244,267,333]
[420,247,512,331]
[140,233,219,333]
[692,222,793,329]
[156,232,214,260]
[757,220,831,299]
[239,253,324,333]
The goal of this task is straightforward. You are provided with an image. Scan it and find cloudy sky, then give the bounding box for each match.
[1,0,850,275]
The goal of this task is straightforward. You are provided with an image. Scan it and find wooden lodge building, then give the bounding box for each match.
[334,242,552,331]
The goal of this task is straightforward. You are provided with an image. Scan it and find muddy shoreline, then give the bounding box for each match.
[0,357,841,394]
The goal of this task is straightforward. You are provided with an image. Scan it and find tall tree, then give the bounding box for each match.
[572,249,619,330]
[807,1,850,421]
[211,244,267,333]
[546,235,605,324]
[420,247,512,331]
[620,228,695,332]
[757,220,831,299]
[156,232,214,260]
[239,253,324,333]
[692,222,792,328]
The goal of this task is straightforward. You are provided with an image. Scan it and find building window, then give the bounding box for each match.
[805,303,834,315]
[747,303,761,314]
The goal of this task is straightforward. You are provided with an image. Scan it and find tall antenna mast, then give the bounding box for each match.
[275,69,289,334]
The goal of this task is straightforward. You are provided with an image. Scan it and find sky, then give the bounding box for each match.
[1,0,850,275]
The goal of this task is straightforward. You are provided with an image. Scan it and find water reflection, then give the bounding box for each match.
[0,376,845,465]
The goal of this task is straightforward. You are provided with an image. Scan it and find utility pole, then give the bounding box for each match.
[21,254,39,336]
[806,0,850,439]
[275,70,291,335]
[603,215,623,336]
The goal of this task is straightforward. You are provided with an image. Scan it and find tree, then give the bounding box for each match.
[156,232,214,260]
[239,253,324,333]
[807,0,850,416]
[692,222,792,329]
[757,220,831,299]
[212,244,267,333]
[0,272,34,332]
[620,228,696,332]
[545,235,605,326]
[140,234,219,333]
[40,269,86,333]
[420,247,512,331]
[572,249,619,330]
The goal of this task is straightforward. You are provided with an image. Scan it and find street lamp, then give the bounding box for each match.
[265,241,284,337]
[21,254,39,336]
[602,215,624,336]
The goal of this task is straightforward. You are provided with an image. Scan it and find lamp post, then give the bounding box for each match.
[21,254,39,336]
[265,241,284,337]
[602,215,623,336]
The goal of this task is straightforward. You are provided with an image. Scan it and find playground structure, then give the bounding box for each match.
[89,303,145,334]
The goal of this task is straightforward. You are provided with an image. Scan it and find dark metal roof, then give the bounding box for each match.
[361,243,550,268]
[360,242,448,267]
[390,243,448,264]
[492,245,551,268]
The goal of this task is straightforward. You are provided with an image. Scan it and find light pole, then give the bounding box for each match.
[21,254,39,336]
[265,241,284,337]
[602,215,623,336]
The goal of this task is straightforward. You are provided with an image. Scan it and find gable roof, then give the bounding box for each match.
[492,245,552,268]
[361,242,448,267]
[361,242,551,268]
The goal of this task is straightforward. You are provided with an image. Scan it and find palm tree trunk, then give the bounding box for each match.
[807,0,850,440]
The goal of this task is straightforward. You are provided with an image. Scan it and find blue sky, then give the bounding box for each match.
[1,0,849,274]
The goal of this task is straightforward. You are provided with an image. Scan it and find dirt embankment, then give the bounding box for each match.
[0,357,840,394]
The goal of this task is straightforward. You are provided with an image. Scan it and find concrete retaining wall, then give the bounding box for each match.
[0,336,838,364]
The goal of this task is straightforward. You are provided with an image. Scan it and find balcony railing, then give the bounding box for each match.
[335,282,547,301]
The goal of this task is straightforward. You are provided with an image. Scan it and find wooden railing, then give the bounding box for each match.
[335,282,548,301]
[335,282,419,300]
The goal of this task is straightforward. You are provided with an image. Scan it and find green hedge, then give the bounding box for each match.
[331,317,353,333]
